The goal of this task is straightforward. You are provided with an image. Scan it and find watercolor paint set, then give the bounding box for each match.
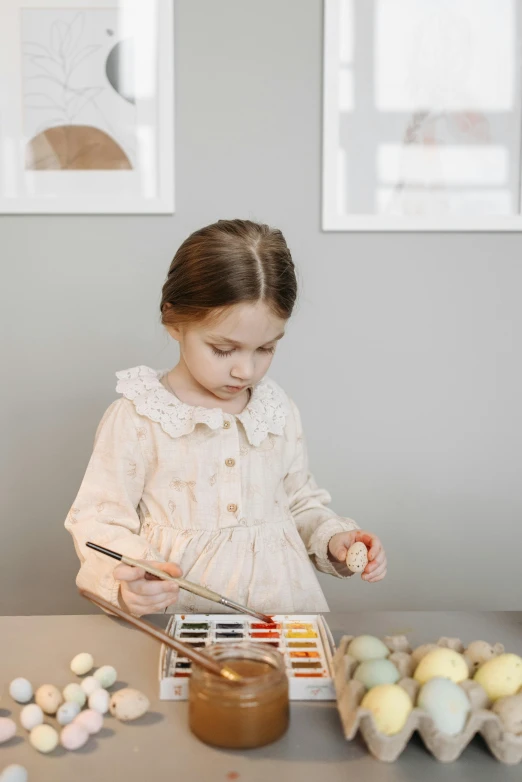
[159,614,336,701]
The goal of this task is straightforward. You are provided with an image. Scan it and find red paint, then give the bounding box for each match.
[174,672,191,678]
[294,673,324,678]
[251,623,281,629]
[250,632,280,639]
[226,774,240,781]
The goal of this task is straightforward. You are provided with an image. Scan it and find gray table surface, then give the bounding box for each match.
[1,612,521,781]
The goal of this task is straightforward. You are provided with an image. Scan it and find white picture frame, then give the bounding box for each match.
[0,0,174,214]
[322,0,522,231]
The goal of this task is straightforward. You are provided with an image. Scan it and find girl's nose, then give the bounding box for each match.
[231,355,254,382]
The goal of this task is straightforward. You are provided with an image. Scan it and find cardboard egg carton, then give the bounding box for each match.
[332,634,522,764]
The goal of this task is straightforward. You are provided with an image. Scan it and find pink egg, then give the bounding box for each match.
[0,717,17,743]
[60,723,89,751]
[74,709,103,735]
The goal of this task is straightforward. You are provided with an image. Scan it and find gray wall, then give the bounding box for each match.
[2,0,521,615]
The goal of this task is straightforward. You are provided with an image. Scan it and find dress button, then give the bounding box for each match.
[225,458,235,467]
[223,420,231,429]
[227,503,238,513]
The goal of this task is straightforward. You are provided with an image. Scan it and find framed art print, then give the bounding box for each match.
[0,0,174,213]
[323,0,522,231]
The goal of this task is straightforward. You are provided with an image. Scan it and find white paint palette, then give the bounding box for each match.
[159,614,336,701]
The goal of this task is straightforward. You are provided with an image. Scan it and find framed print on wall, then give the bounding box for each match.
[0,0,174,214]
[322,0,522,231]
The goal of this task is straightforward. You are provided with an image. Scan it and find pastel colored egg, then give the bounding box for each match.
[81,676,101,696]
[9,678,33,704]
[417,678,471,736]
[29,724,58,753]
[70,652,94,676]
[414,648,469,685]
[60,723,89,751]
[411,643,438,668]
[93,665,117,689]
[35,684,63,715]
[63,683,87,707]
[74,709,103,735]
[347,635,389,662]
[353,659,400,689]
[492,694,522,734]
[346,542,368,574]
[0,718,17,744]
[89,689,110,715]
[109,688,150,721]
[474,654,522,701]
[20,703,44,731]
[0,764,28,782]
[361,684,413,736]
[57,701,81,726]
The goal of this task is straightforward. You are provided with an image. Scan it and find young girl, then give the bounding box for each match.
[65,219,387,617]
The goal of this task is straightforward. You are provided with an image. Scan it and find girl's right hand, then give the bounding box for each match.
[114,560,182,617]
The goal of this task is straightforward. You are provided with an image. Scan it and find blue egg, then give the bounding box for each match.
[417,677,471,736]
[354,659,401,689]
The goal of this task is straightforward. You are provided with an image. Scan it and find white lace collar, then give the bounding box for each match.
[115,365,289,447]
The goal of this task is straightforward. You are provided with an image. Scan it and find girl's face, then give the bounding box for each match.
[169,301,286,400]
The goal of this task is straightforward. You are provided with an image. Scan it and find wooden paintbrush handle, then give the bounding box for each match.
[120,555,224,604]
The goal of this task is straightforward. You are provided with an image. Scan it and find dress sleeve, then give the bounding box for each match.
[64,399,163,606]
[283,398,359,578]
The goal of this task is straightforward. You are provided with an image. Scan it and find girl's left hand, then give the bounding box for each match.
[328,530,387,582]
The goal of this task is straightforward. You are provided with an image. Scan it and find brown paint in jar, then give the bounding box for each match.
[189,643,289,748]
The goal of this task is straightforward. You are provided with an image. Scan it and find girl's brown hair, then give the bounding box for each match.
[160,219,297,328]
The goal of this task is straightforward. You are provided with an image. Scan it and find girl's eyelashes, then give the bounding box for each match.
[210,345,276,358]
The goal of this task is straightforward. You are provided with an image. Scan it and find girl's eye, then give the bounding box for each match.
[211,346,234,357]
[258,346,276,354]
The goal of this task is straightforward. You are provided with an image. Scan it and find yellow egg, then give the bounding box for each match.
[361,684,413,736]
[474,654,522,702]
[414,648,469,685]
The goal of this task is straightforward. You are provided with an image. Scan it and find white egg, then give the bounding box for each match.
[29,724,58,753]
[20,703,44,731]
[74,709,103,735]
[0,764,28,782]
[110,688,150,721]
[70,652,94,676]
[8,678,33,704]
[81,676,101,696]
[0,718,17,744]
[35,685,63,715]
[57,701,81,726]
[60,723,89,751]
[346,542,369,574]
[62,683,87,707]
[89,689,110,715]
[93,665,117,689]
[417,678,471,736]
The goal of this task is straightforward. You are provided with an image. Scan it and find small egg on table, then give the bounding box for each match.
[63,683,87,707]
[8,678,33,704]
[0,764,28,782]
[30,724,59,754]
[57,701,81,726]
[70,652,94,676]
[110,689,150,721]
[35,685,63,715]
[81,676,101,696]
[0,718,17,744]
[20,704,44,731]
[89,689,110,715]
[93,665,117,689]
[61,723,89,751]
[74,709,103,735]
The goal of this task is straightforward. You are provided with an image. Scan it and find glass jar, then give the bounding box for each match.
[189,642,289,748]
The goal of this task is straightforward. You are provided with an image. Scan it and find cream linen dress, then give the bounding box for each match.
[65,365,358,614]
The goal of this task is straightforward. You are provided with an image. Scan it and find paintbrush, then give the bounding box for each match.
[79,588,242,682]
[86,541,273,624]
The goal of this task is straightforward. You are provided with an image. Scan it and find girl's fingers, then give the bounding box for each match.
[128,579,179,597]
[365,551,386,572]
[363,562,387,582]
[114,563,146,582]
